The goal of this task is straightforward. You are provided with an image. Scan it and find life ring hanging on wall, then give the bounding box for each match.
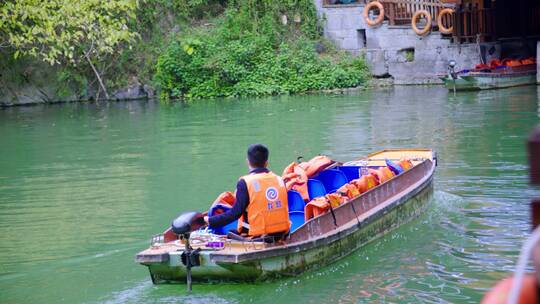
[364,1,385,27]
[437,8,454,34]
[411,10,432,36]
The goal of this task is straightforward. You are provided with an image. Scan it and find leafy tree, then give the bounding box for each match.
[0,0,139,99]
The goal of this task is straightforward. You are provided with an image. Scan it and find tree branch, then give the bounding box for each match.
[85,52,109,100]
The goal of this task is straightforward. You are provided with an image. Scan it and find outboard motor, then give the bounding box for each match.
[447,59,457,80]
[171,211,205,235]
[447,59,458,95]
[171,211,206,292]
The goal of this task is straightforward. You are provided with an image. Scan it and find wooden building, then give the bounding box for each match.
[324,0,540,44]
[318,0,539,83]
[453,0,540,43]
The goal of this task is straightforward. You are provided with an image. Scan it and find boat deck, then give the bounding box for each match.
[138,238,270,263]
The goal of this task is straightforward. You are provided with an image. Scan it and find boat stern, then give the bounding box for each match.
[136,242,262,283]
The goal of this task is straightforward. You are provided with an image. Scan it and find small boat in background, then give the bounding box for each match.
[442,58,537,91]
[136,149,437,285]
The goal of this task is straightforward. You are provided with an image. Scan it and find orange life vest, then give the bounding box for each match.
[489,59,503,69]
[282,162,309,201]
[521,57,536,65]
[298,155,334,177]
[305,196,329,220]
[337,183,360,199]
[502,58,523,67]
[237,172,290,236]
[209,191,236,215]
[369,167,395,184]
[326,192,346,208]
[304,193,346,220]
[352,174,379,193]
[475,63,490,70]
[398,159,414,171]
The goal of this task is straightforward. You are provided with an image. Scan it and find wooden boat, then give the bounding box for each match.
[441,63,537,91]
[136,149,437,284]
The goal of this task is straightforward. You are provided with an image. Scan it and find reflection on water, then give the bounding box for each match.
[0,85,539,304]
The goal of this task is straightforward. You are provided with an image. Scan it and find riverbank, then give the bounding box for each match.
[0,78,398,108]
[1,1,372,106]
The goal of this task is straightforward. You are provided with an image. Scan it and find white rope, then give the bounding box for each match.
[508,225,540,304]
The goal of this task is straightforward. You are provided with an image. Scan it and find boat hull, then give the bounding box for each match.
[146,183,433,282]
[138,151,436,283]
[442,70,537,91]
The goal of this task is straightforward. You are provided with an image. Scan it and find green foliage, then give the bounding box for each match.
[0,0,141,99]
[0,0,139,65]
[404,49,414,62]
[1,0,369,101]
[156,0,369,99]
[109,0,226,90]
[56,68,88,98]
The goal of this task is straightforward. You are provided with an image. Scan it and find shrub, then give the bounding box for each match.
[155,0,369,100]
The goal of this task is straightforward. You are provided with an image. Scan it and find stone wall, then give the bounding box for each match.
[314,2,366,55]
[314,0,501,84]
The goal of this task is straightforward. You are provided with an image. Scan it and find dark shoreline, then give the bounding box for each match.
[0,78,405,108]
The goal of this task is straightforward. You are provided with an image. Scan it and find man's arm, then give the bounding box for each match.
[207,179,249,228]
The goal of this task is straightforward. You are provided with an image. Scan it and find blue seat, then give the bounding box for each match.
[287,190,305,212]
[289,211,305,233]
[338,166,361,182]
[307,179,327,201]
[212,220,238,235]
[314,169,348,193]
[208,205,238,235]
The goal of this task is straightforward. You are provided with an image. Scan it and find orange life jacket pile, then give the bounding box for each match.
[282,155,334,201]
[282,162,309,201]
[474,57,537,70]
[304,159,414,221]
[208,157,415,232]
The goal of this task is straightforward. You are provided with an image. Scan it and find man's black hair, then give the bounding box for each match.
[247,144,269,168]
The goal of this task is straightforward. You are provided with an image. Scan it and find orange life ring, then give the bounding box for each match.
[437,8,454,34]
[363,1,385,27]
[411,10,432,36]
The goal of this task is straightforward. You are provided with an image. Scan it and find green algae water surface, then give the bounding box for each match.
[1,86,539,303]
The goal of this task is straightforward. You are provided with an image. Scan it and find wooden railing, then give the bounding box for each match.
[322,0,362,5]
[452,3,495,43]
[381,0,452,26]
[323,0,454,27]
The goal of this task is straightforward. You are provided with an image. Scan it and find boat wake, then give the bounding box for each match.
[99,280,237,304]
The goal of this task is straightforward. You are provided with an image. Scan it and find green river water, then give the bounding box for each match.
[1,85,539,303]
